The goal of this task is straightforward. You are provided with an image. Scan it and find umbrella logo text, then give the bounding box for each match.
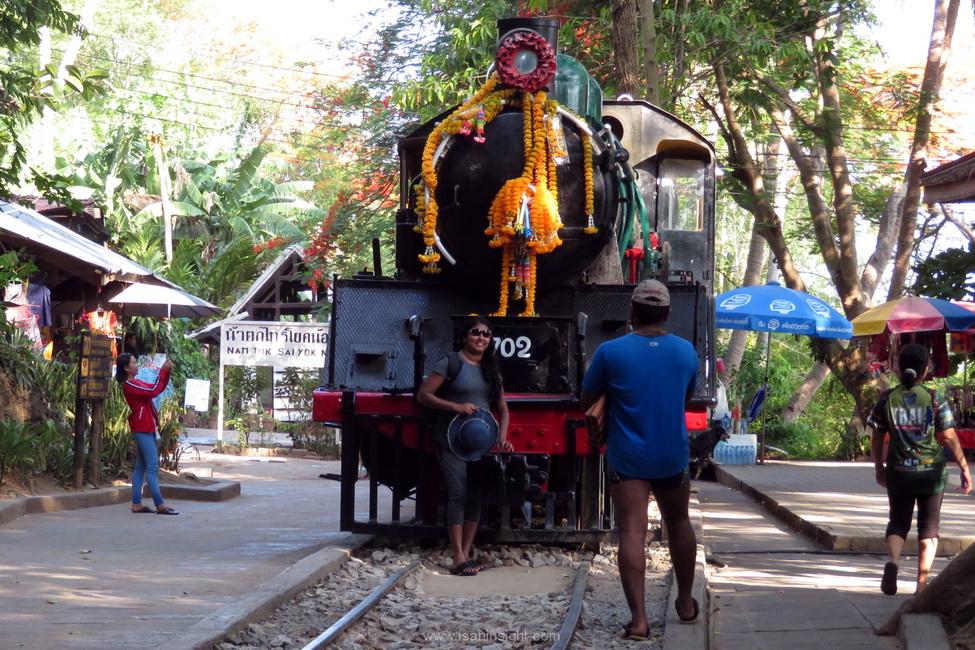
[806,299,831,319]
[720,294,751,310]
[770,300,796,315]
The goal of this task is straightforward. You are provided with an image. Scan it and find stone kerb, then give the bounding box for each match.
[0,479,240,526]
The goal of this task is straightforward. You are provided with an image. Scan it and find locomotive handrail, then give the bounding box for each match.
[504,394,580,405]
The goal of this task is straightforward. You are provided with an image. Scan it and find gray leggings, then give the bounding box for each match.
[437,445,482,526]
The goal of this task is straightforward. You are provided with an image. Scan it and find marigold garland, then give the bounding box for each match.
[416,74,586,316]
[418,74,502,273]
[583,138,597,234]
[484,90,565,316]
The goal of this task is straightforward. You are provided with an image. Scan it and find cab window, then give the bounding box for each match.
[658,158,705,231]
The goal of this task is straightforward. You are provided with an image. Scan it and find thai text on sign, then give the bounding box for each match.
[221,321,328,368]
[78,333,114,400]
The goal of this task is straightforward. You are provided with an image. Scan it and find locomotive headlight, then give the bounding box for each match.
[513,49,539,75]
[496,29,557,92]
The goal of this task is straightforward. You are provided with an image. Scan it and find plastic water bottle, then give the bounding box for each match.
[714,440,727,463]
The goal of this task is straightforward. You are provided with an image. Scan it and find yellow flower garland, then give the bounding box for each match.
[583,138,597,234]
[484,90,565,315]
[418,74,502,273]
[417,75,583,316]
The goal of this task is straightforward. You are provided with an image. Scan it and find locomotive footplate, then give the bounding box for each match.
[336,390,611,544]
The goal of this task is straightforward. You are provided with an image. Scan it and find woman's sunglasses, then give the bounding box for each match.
[469,328,492,338]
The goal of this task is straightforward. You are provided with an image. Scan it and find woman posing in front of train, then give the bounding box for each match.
[418,316,512,576]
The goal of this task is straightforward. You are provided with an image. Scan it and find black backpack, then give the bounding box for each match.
[435,351,464,397]
[418,352,464,437]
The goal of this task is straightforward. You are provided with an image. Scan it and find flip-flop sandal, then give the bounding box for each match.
[156,507,179,515]
[676,597,700,624]
[881,561,898,595]
[449,562,479,576]
[620,624,649,641]
[131,506,154,513]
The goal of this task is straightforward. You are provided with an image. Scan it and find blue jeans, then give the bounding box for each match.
[132,433,163,507]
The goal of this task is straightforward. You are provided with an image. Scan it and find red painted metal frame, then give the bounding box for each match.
[956,428,975,449]
[313,389,709,455]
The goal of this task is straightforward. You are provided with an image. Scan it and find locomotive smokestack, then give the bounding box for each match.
[496,17,559,53]
[494,17,560,94]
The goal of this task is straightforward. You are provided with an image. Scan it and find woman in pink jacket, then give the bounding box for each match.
[116,353,178,515]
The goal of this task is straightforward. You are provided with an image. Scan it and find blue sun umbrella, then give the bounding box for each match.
[716,282,852,339]
[715,282,853,462]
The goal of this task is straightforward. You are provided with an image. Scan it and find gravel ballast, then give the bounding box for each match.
[215,540,672,649]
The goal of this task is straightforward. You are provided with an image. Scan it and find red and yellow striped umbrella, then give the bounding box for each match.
[852,296,975,336]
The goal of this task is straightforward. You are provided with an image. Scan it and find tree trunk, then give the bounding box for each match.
[722,227,766,381]
[878,541,975,636]
[706,61,806,294]
[611,0,641,97]
[861,185,905,299]
[810,14,866,317]
[638,0,661,105]
[888,0,960,300]
[780,362,830,423]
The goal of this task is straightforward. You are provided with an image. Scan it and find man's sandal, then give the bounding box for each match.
[620,623,649,641]
[156,506,179,515]
[676,598,700,624]
[131,506,154,513]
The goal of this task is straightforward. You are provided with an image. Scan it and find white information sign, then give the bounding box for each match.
[216,321,328,443]
[184,378,211,412]
[221,321,328,369]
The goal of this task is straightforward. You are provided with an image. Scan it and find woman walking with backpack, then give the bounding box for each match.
[417,316,512,575]
[869,343,971,594]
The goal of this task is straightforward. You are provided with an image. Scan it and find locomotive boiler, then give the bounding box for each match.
[313,17,717,543]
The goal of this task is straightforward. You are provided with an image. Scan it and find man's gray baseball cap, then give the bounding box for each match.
[631,279,670,307]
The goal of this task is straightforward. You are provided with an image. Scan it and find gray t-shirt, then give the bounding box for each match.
[430,354,491,443]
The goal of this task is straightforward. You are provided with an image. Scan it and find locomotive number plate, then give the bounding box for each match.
[462,317,571,394]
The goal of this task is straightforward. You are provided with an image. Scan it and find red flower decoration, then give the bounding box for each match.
[495,30,557,93]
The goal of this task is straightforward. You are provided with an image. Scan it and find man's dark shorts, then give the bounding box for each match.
[609,466,689,489]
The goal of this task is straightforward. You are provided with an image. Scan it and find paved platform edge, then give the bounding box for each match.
[165,534,373,650]
[663,490,708,650]
[0,480,241,526]
[713,464,973,556]
[900,613,951,650]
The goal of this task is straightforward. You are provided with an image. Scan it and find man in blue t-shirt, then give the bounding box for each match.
[582,279,700,637]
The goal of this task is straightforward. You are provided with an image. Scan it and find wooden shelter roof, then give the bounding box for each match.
[921,152,975,204]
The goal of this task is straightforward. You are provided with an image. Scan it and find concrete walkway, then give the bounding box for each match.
[702,461,967,650]
[0,452,386,650]
[715,461,973,554]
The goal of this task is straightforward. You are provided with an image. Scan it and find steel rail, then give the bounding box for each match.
[550,561,591,650]
[300,560,421,649]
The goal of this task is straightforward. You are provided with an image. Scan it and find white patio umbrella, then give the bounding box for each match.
[109,282,221,318]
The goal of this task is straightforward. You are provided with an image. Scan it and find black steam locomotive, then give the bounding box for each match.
[313,17,716,543]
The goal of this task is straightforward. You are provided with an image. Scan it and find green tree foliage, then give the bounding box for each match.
[914,246,975,301]
[0,0,106,192]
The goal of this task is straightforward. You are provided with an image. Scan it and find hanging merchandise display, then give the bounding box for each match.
[4,282,43,348]
[80,308,120,356]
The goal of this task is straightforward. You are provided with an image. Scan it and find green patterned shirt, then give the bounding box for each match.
[868,385,955,495]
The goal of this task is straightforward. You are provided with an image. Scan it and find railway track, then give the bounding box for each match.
[299,560,592,650]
